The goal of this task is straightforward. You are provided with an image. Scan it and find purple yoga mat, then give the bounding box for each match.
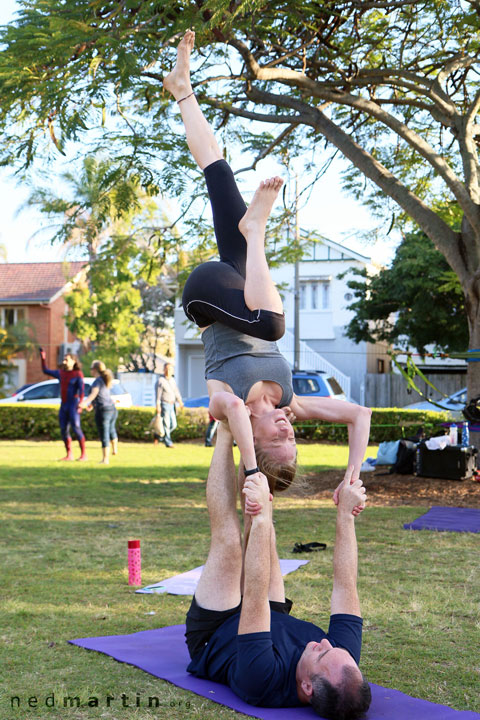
[70,625,480,719]
[404,506,480,533]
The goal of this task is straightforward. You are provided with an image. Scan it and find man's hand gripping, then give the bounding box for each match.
[242,472,272,518]
[336,465,367,518]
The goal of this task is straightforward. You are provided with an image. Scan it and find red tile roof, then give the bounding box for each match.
[0,262,86,303]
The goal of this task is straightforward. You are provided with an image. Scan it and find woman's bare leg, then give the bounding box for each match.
[165,32,283,314]
[239,178,284,314]
[163,31,223,170]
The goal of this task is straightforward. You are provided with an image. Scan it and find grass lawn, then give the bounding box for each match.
[1,439,479,719]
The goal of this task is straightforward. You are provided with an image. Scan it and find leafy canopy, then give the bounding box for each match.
[342,230,469,354]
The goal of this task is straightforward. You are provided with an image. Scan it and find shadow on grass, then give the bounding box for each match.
[1,464,210,506]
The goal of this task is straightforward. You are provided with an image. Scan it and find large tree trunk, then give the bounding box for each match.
[464,273,480,459]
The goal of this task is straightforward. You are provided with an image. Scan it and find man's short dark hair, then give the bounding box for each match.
[310,667,372,720]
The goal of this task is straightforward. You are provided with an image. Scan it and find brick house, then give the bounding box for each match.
[0,261,86,390]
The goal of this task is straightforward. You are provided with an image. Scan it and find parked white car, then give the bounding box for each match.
[0,377,133,407]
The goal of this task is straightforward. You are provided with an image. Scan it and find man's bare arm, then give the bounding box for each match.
[330,467,367,617]
[238,474,272,635]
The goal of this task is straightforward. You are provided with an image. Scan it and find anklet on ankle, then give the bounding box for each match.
[177,91,195,104]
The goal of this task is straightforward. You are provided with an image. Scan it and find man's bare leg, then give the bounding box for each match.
[165,33,283,315]
[163,31,223,170]
[195,423,243,611]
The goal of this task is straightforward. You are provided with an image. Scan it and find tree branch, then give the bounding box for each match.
[225,40,478,231]
[306,87,479,231]
[233,124,297,175]
[229,38,457,120]
[244,85,463,278]
[435,53,476,91]
[201,95,304,125]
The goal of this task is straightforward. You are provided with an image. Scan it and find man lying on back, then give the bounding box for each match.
[185,422,371,719]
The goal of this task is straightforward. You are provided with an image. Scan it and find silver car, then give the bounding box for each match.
[404,388,466,417]
[0,377,133,407]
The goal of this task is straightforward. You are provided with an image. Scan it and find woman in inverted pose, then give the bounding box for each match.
[164,31,371,494]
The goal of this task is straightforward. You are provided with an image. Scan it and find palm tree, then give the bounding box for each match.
[25,155,147,263]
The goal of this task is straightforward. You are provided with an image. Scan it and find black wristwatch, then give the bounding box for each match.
[244,467,259,477]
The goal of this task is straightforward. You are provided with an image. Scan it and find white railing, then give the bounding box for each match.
[277,328,352,400]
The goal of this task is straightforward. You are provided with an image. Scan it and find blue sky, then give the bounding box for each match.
[0,0,397,266]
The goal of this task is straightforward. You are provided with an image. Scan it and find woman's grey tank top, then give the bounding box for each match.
[202,323,293,407]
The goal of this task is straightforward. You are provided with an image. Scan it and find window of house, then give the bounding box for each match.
[299,281,330,310]
[299,283,307,310]
[1,307,25,327]
[322,282,330,309]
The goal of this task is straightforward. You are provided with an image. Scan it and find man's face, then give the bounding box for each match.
[297,638,360,696]
[63,355,75,371]
[164,364,173,378]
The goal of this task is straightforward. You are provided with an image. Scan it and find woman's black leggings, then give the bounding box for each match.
[181,159,285,342]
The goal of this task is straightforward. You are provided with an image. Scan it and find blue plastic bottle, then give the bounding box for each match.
[461,422,470,447]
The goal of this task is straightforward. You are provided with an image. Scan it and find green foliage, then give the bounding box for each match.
[27,153,185,369]
[341,230,469,354]
[65,235,145,369]
[0,403,447,443]
[26,155,148,251]
[296,407,450,444]
[0,404,209,441]
[1,1,476,220]
[2,0,480,364]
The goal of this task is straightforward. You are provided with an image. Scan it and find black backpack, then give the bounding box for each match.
[390,439,417,475]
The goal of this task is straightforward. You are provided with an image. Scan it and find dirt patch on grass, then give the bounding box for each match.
[296,469,480,507]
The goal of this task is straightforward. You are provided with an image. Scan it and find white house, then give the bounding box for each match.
[174,234,390,403]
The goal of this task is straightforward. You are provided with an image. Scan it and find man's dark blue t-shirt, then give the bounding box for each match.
[187,610,363,707]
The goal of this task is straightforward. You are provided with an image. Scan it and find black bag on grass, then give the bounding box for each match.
[390,440,417,475]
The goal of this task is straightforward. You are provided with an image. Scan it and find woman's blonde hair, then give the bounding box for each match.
[90,360,113,388]
[254,446,298,494]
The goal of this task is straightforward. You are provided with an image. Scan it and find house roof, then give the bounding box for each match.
[0,261,86,304]
[299,230,371,263]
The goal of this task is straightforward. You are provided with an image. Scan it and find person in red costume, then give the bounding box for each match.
[39,348,87,461]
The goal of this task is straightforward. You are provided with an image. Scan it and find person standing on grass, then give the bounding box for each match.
[185,421,371,719]
[155,362,183,448]
[39,348,87,461]
[79,360,118,465]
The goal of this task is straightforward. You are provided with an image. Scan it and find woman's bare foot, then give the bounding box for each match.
[163,30,195,101]
[238,177,284,239]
